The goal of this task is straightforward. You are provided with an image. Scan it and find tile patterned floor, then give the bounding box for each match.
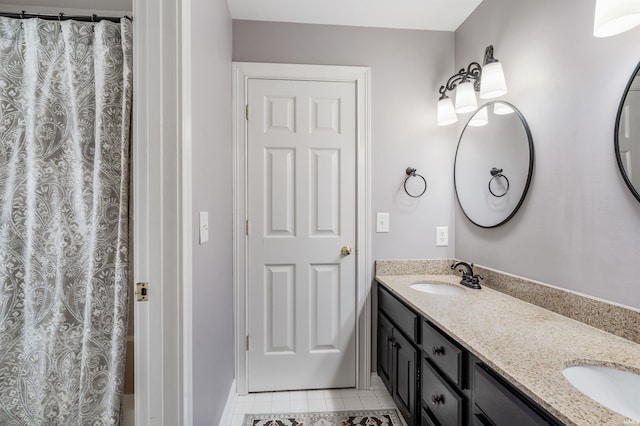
[230,376,406,426]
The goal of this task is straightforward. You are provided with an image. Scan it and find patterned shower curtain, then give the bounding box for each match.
[0,16,132,425]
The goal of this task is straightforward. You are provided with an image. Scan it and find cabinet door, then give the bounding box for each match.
[392,329,419,426]
[378,313,394,392]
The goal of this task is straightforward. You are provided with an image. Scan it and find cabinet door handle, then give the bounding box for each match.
[392,342,399,348]
[432,346,445,356]
[431,394,445,405]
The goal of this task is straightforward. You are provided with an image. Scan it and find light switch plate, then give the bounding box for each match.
[376,213,390,233]
[199,212,209,244]
[436,226,448,247]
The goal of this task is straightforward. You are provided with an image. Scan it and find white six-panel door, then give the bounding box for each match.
[247,78,357,391]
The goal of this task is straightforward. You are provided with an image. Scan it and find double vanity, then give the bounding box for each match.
[377,22,640,426]
[377,55,640,426]
[375,259,640,426]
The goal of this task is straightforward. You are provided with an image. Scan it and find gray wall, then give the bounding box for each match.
[455,0,640,308]
[233,20,457,267]
[233,20,456,373]
[190,0,234,423]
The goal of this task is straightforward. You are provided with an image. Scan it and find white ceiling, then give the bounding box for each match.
[1,0,481,31]
[228,0,483,31]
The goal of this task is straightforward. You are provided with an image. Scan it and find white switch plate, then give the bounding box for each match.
[199,212,209,244]
[376,213,390,233]
[436,226,448,247]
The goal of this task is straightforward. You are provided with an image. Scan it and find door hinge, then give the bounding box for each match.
[245,220,249,235]
[245,105,249,121]
[135,282,149,302]
[246,335,250,351]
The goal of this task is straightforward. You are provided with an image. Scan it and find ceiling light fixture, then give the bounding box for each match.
[594,0,640,37]
[437,45,507,126]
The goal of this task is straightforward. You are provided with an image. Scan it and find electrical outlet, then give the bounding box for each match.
[436,226,448,247]
[376,213,390,233]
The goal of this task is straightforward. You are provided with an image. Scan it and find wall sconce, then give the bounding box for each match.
[437,45,507,126]
[594,0,640,37]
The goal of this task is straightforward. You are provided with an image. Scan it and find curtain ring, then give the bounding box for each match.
[488,167,509,197]
[404,167,427,198]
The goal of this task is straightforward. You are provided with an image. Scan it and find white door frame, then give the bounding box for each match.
[133,0,192,424]
[232,62,372,395]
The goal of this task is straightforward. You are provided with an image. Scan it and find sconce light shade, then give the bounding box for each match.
[437,97,458,126]
[480,62,507,99]
[455,81,478,113]
[437,45,506,127]
[494,102,514,115]
[468,106,488,127]
[594,0,640,37]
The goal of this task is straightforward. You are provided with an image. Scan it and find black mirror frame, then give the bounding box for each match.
[614,60,640,203]
[453,101,535,228]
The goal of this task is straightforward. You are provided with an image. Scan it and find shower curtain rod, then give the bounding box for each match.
[0,11,129,23]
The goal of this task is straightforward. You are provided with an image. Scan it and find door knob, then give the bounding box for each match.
[341,245,352,256]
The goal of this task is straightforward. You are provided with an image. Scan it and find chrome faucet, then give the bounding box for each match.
[451,261,483,289]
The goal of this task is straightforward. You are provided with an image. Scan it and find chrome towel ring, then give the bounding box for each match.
[488,167,509,197]
[404,167,427,198]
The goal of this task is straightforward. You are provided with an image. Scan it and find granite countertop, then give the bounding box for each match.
[375,273,640,426]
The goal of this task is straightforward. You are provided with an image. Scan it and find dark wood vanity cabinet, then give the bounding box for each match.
[378,287,420,425]
[422,359,465,426]
[421,320,469,426]
[376,283,563,426]
[472,363,562,426]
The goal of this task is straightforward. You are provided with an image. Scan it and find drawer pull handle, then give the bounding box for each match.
[432,346,445,356]
[431,394,445,405]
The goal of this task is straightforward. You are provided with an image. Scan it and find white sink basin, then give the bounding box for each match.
[562,365,640,421]
[409,283,465,296]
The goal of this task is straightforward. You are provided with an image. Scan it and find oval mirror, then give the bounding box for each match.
[615,61,640,202]
[454,101,534,228]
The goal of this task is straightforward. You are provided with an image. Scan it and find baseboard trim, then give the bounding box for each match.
[370,372,384,389]
[218,379,237,426]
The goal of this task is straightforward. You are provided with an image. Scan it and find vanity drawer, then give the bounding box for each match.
[422,321,464,387]
[378,287,418,342]
[473,363,553,426]
[422,359,464,426]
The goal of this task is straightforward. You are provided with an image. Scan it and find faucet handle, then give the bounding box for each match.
[468,274,484,288]
[456,268,468,276]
